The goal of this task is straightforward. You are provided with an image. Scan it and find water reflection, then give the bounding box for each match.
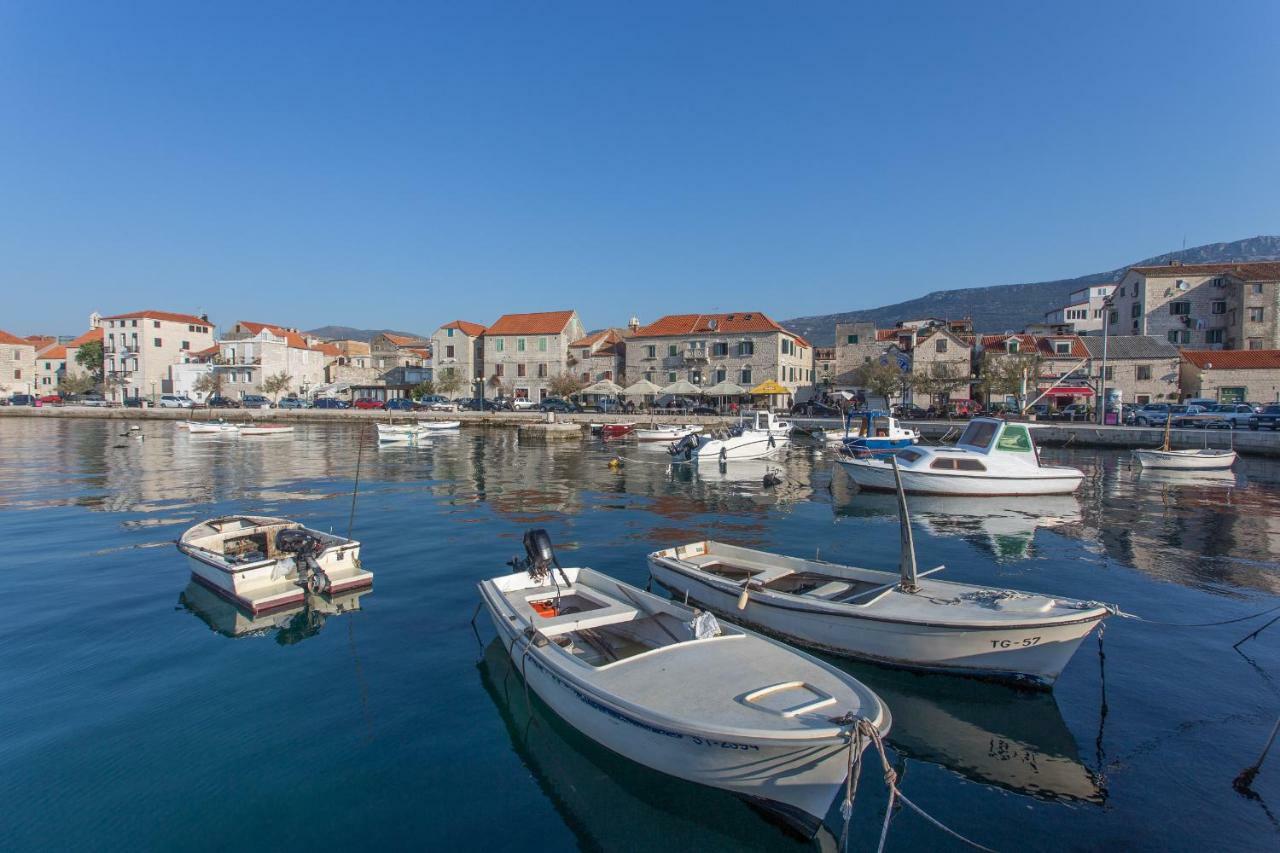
[178,579,372,644]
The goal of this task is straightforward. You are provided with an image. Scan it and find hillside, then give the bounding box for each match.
[783,236,1280,345]
[306,325,430,343]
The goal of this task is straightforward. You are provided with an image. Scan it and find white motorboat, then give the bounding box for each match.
[184,420,240,434]
[744,409,792,438]
[649,458,1110,687]
[376,422,432,442]
[838,418,1083,496]
[417,419,461,430]
[1132,418,1236,469]
[478,530,891,838]
[669,411,791,462]
[634,424,703,442]
[177,515,371,613]
[238,423,295,436]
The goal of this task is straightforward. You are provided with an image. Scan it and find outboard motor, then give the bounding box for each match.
[275,528,332,595]
[669,432,700,462]
[508,528,572,609]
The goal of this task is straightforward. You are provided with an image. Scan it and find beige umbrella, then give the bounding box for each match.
[581,379,624,396]
[659,379,702,396]
[622,379,662,397]
[702,380,746,396]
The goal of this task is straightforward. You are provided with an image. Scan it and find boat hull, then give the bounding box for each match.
[182,542,366,614]
[1132,449,1236,470]
[837,458,1082,496]
[843,437,915,456]
[649,563,1101,688]
[687,433,789,462]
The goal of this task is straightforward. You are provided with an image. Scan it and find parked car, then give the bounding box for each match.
[37,394,64,406]
[1168,404,1211,428]
[458,397,501,411]
[123,397,144,408]
[426,398,456,412]
[691,404,719,415]
[580,397,625,413]
[385,398,416,411]
[1052,403,1092,422]
[158,394,193,409]
[511,398,539,411]
[241,394,273,409]
[1203,403,1258,429]
[791,400,841,417]
[206,395,241,409]
[9,394,36,406]
[277,397,309,409]
[414,395,448,411]
[1253,404,1280,431]
[353,398,385,410]
[1131,403,1171,426]
[313,398,349,409]
[539,397,580,413]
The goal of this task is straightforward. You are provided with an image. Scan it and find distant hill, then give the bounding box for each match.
[306,325,430,343]
[783,235,1280,345]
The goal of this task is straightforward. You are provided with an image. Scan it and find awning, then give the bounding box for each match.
[750,379,789,396]
[1042,386,1093,397]
[581,379,623,395]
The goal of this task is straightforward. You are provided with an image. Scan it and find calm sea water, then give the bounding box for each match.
[1,418,1278,851]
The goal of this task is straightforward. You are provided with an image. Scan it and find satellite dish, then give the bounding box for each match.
[708,318,718,330]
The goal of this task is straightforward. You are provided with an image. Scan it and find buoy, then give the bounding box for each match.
[608,457,624,470]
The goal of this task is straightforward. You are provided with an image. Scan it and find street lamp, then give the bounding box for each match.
[1098,295,1114,425]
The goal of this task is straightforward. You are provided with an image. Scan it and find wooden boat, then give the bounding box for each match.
[177,515,371,613]
[599,422,636,440]
[1132,415,1236,469]
[184,420,240,434]
[669,412,790,462]
[376,422,432,442]
[478,530,891,838]
[649,457,1109,688]
[838,418,1083,496]
[634,424,702,442]
[417,419,461,430]
[238,423,294,436]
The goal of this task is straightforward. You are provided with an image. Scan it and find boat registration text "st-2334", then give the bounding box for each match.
[990,636,1041,649]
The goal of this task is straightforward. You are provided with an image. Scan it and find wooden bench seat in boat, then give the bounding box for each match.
[682,552,884,602]
[508,585,639,638]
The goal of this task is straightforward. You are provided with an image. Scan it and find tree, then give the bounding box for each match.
[193,371,224,402]
[409,379,436,400]
[853,359,909,405]
[487,374,513,398]
[548,372,585,399]
[978,352,1041,411]
[261,371,293,403]
[912,362,970,408]
[436,368,464,398]
[58,374,96,396]
[76,340,104,383]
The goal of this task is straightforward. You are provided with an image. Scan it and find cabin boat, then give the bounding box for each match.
[839,410,919,456]
[238,423,294,436]
[478,530,891,838]
[634,424,702,443]
[838,418,1083,496]
[650,458,1110,687]
[744,409,792,438]
[177,516,371,613]
[668,411,791,463]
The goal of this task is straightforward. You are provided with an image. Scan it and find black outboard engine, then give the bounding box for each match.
[509,528,572,609]
[669,433,699,461]
[275,528,331,595]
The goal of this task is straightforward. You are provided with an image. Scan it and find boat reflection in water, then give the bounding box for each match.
[832,472,1081,560]
[1134,467,1240,489]
[836,660,1104,805]
[476,640,834,852]
[178,579,372,644]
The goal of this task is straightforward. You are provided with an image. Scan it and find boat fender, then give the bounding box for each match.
[719,445,727,463]
[762,471,782,488]
[736,580,761,610]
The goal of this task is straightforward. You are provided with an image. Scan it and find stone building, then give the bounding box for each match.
[482,310,586,402]
[0,329,37,396]
[813,347,835,389]
[569,329,628,386]
[430,320,486,395]
[62,322,104,384]
[833,322,896,386]
[1109,261,1280,350]
[1080,336,1180,406]
[623,312,813,402]
[102,310,216,403]
[908,326,974,405]
[1179,350,1280,404]
[370,332,430,370]
[213,321,331,401]
[34,344,67,394]
[1043,282,1116,335]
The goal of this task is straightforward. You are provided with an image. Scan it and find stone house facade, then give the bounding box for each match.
[482,310,585,401]
[1043,283,1116,335]
[623,312,813,400]
[430,320,486,395]
[1110,261,1280,350]
[1080,336,1180,406]
[35,344,67,394]
[1180,350,1280,404]
[833,322,895,386]
[569,329,628,386]
[909,327,974,405]
[0,329,37,396]
[371,333,430,370]
[102,310,215,402]
[62,323,104,384]
[214,321,330,400]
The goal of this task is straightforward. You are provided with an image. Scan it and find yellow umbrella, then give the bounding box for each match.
[749,379,788,395]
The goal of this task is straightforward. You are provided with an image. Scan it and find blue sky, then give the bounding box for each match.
[2,1,1277,335]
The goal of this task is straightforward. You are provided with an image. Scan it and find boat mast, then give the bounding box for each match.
[1162,409,1172,452]
[889,454,919,592]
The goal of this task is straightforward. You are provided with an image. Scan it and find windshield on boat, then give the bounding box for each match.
[995,424,1034,453]
[957,420,998,450]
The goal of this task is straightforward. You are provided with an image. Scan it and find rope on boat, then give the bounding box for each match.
[1119,601,1280,628]
[833,716,995,853]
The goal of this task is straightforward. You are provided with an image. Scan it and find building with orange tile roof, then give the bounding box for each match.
[102,309,215,402]
[213,321,334,401]
[624,312,812,403]
[369,331,430,371]
[61,316,104,385]
[482,311,585,401]
[431,320,487,395]
[569,328,628,387]
[1179,349,1280,403]
[0,328,38,396]
[34,343,68,394]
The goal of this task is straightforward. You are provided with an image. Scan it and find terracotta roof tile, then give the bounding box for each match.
[190,344,220,359]
[67,328,103,347]
[103,309,210,325]
[630,312,806,346]
[1035,335,1089,359]
[980,333,1038,350]
[310,342,342,357]
[1128,261,1280,282]
[25,335,56,348]
[440,320,487,337]
[485,311,577,336]
[1181,349,1280,370]
[38,345,67,359]
[571,329,623,349]
[0,329,34,346]
[875,329,901,341]
[381,332,427,346]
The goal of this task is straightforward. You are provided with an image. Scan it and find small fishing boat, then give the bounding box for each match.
[839,410,919,456]
[417,419,461,430]
[238,423,294,436]
[838,418,1083,496]
[177,515,371,613]
[650,458,1110,688]
[599,422,636,440]
[185,420,240,434]
[376,422,432,442]
[669,411,790,463]
[1132,414,1236,469]
[634,423,702,442]
[478,529,891,838]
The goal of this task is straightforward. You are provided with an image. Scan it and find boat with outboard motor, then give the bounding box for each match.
[668,411,791,462]
[177,515,371,613]
[634,423,702,443]
[478,529,891,838]
[837,410,919,456]
[838,417,1083,496]
[650,456,1110,687]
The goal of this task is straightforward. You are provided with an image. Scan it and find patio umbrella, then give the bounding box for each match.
[621,379,662,397]
[659,379,702,396]
[581,379,624,396]
[749,379,788,396]
[702,380,746,396]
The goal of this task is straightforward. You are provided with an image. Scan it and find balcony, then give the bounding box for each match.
[683,345,710,363]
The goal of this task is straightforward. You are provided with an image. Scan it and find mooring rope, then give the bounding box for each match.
[1121,601,1280,628]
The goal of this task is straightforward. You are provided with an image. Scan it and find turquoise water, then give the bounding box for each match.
[1,418,1278,851]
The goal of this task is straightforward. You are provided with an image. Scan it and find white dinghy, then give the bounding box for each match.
[417,419,461,431]
[1133,415,1236,470]
[185,420,240,435]
[376,422,433,442]
[238,423,294,436]
[478,530,891,838]
[177,515,371,613]
[668,411,790,463]
[650,457,1110,688]
[634,423,702,443]
[838,418,1083,496]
